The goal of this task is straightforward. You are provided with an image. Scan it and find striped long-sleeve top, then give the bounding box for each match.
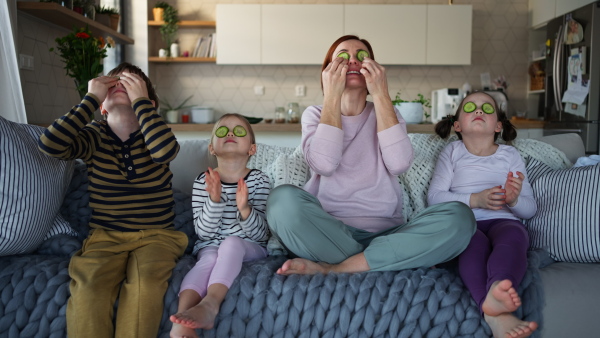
[192,169,270,254]
[38,94,180,231]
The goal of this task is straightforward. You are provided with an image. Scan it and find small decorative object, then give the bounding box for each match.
[72,0,84,14]
[182,51,189,57]
[95,5,120,31]
[154,1,179,56]
[162,95,195,124]
[49,26,114,99]
[492,75,508,91]
[159,48,168,57]
[191,107,214,124]
[170,42,180,58]
[392,92,432,124]
[287,102,300,123]
[152,5,164,22]
[274,106,286,123]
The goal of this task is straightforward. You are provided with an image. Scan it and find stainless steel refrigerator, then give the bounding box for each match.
[545,1,600,154]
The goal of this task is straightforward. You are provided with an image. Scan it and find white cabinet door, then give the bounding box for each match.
[556,0,596,17]
[261,5,344,65]
[530,0,556,28]
[344,5,427,65]
[216,4,261,64]
[426,5,472,65]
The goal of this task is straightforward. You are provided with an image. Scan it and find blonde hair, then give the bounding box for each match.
[210,113,256,145]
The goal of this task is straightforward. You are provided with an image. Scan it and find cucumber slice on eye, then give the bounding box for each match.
[357,50,370,62]
[482,103,495,114]
[233,125,247,137]
[463,102,476,113]
[337,52,350,60]
[215,126,229,138]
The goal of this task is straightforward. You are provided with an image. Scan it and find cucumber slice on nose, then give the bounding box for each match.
[233,125,247,137]
[215,126,228,138]
[357,50,370,61]
[337,52,350,60]
[482,103,495,114]
[463,102,476,113]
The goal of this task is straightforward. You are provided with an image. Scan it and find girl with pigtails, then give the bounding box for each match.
[428,91,538,338]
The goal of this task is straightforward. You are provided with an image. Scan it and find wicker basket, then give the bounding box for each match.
[530,75,545,91]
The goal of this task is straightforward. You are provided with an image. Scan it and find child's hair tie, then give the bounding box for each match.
[445,114,455,123]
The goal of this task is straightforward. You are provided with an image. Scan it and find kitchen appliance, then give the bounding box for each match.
[431,88,463,123]
[544,2,600,154]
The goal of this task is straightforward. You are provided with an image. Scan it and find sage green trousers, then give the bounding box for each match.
[267,185,476,271]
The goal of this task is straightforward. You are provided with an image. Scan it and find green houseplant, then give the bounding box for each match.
[95,5,120,31]
[154,1,179,55]
[162,95,194,123]
[392,91,432,124]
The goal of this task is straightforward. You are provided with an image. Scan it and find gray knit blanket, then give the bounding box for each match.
[0,162,546,337]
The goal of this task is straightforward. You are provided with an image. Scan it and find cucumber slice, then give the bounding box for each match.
[233,125,247,137]
[482,103,495,114]
[357,50,370,62]
[337,52,350,60]
[215,126,228,138]
[463,102,476,113]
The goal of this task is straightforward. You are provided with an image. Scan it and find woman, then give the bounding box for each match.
[267,35,476,275]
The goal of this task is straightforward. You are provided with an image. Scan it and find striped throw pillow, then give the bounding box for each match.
[0,117,76,255]
[525,159,600,262]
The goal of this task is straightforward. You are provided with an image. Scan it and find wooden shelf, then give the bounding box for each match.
[528,89,546,94]
[148,20,216,28]
[149,57,216,63]
[17,2,134,45]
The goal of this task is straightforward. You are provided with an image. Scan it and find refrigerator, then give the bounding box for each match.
[544,1,600,154]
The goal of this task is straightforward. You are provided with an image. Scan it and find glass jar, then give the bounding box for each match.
[287,102,300,123]
[274,106,286,124]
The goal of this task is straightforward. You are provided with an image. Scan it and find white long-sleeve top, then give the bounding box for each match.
[427,141,537,221]
[301,102,414,233]
[191,169,270,254]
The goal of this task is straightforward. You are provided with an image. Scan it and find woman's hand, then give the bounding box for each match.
[504,171,524,207]
[322,56,348,99]
[88,76,120,103]
[236,178,251,220]
[470,186,506,210]
[205,167,222,203]
[360,57,389,98]
[118,72,149,103]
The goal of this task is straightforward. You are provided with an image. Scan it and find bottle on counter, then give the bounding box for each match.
[287,102,300,123]
[274,107,286,123]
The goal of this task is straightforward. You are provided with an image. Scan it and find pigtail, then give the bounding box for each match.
[498,112,517,143]
[434,115,455,139]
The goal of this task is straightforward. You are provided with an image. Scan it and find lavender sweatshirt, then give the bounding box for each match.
[301,102,414,233]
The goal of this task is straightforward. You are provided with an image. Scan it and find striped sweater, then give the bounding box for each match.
[192,169,270,253]
[38,94,179,231]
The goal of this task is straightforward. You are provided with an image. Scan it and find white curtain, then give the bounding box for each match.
[0,0,27,123]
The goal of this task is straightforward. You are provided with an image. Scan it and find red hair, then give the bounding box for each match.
[320,35,375,92]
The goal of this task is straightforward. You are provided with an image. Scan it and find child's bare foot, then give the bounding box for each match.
[170,300,220,329]
[484,313,538,338]
[276,258,331,275]
[482,280,521,316]
[169,322,198,338]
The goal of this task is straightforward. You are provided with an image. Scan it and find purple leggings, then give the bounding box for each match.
[179,236,267,298]
[458,218,529,312]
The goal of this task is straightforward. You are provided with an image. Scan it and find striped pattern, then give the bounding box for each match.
[192,169,270,253]
[0,117,75,255]
[38,95,179,231]
[525,159,600,262]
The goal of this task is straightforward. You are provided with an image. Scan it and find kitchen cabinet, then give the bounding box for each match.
[530,0,596,28]
[344,5,427,65]
[556,0,596,18]
[216,5,261,65]
[261,5,343,65]
[426,5,472,65]
[148,20,216,63]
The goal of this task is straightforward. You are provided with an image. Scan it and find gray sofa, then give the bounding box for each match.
[0,129,598,338]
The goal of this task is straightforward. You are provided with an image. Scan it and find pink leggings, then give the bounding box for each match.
[179,236,267,298]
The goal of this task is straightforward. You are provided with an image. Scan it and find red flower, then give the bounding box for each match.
[75,32,90,39]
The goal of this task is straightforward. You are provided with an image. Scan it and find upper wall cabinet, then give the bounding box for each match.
[427,5,472,65]
[345,5,427,65]
[217,5,261,64]
[530,0,597,28]
[216,4,471,65]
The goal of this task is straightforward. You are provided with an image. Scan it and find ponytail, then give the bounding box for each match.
[498,111,517,144]
[434,115,455,139]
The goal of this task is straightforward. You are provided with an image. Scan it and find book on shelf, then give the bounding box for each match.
[209,33,217,58]
[192,35,204,57]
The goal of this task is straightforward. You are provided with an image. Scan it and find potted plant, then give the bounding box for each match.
[162,95,194,123]
[392,91,432,124]
[154,1,179,56]
[95,5,120,31]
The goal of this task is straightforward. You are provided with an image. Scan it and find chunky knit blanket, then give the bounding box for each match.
[0,134,567,337]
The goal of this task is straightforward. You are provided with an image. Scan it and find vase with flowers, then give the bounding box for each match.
[50,26,114,99]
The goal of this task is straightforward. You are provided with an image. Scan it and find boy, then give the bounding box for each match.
[38,62,188,338]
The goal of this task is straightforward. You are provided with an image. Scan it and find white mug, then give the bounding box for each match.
[158,49,168,57]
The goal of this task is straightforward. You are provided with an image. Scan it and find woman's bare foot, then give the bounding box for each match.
[482,280,522,316]
[276,258,331,275]
[169,322,198,338]
[484,313,538,338]
[169,300,220,329]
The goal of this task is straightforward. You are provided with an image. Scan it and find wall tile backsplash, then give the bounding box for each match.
[17,0,530,124]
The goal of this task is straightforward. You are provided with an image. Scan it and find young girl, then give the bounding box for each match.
[428,91,538,338]
[170,114,270,338]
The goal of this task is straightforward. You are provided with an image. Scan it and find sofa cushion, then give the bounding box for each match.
[0,117,76,256]
[525,159,600,262]
[171,139,216,196]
